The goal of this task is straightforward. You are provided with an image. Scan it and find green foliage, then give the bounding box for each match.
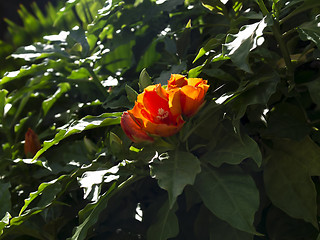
[1,0,320,239]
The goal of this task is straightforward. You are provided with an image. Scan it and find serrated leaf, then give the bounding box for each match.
[222,16,269,72]
[146,200,179,240]
[150,150,201,208]
[42,82,71,116]
[139,68,152,91]
[195,165,259,234]
[264,137,320,228]
[33,112,121,160]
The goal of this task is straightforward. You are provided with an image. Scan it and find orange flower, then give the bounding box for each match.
[24,128,41,158]
[168,74,209,117]
[121,84,185,142]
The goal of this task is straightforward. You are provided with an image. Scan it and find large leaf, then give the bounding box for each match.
[33,112,121,159]
[146,200,179,240]
[150,150,201,208]
[201,121,262,167]
[70,182,117,240]
[0,182,11,219]
[298,15,320,49]
[10,176,65,225]
[194,165,259,234]
[222,16,269,72]
[262,102,310,140]
[264,137,320,228]
[209,214,254,240]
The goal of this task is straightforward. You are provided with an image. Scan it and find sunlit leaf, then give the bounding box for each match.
[33,112,121,160]
[222,16,269,72]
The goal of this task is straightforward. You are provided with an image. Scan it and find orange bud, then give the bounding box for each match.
[24,128,41,158]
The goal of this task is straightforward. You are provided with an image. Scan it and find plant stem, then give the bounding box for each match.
[272,21,295,90]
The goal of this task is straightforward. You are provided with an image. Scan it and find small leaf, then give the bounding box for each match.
[139,68,152,91]
[0,89,8,120]
[125,84,138,102]
[194,165,259,234]
[146,200,179,240]
[150,150,201,208]
[42,82,71,116]
[0,212,11,235]
[264,137,320,228]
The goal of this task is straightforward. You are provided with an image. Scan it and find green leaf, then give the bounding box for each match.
[0,182,11,219]
[33,112,121,160]
[70,182,117,240]
[139,68,152,91]
[42,82,71,116]
[298,15,320,49]
[194,165,259,234]
[18,177,64,217]
[264,137,320,228]
[11,177,64,226]
[193,36,224,63]
[67,28,90,57]
[229,73,279,120]
[0,89,8,120]
[209,214,254,240]
[146,200,179,240]
[125,84,138,102]
[201,121,262,167]
[307,77,320,105]
[68,67,91,80]
[150,150,201,208]
[262,102,310,140]
[222,16,269,72]
[200,0,227,14]
[0,212,11,236]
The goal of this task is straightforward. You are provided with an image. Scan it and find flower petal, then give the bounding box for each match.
[120,111,154,143]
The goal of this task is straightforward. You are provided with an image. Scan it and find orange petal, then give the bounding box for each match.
[180,85,205,117]
[168,74,188,89]
[120,111,154,143]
